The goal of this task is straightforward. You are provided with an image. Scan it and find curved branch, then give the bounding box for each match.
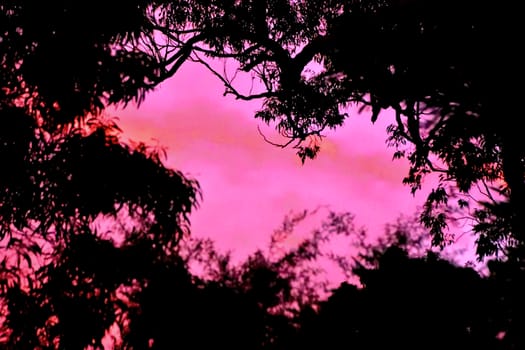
[190,53,276,101]
[257,125,296,148]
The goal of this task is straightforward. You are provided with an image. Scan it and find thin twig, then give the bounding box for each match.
[257,125,295,148]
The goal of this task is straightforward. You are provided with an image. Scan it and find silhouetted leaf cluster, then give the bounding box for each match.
[0,0,172,128]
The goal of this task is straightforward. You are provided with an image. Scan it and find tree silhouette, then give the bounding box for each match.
[3,0,523,259]
[64,0,515,260]
[0,208,350,348]
[295,245,505,350]
[0,198,519,349]
[1,1,200,347]
[0,116,200,347]
[2,1,525,348]
[0,0,166,128]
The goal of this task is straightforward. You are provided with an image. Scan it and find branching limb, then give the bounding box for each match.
[257,125,296,148]
[189,52,276,101]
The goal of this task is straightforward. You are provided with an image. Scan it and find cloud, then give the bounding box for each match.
[108,63,428,259]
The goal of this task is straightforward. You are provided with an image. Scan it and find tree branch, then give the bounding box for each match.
[257,125,296,148]
[190,53,276,101]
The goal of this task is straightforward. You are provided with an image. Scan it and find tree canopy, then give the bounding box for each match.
[1,1,201,346]
[2,209,517,349]
[2,0,522,259]
[138,0,520,259]
[2,0,525,348]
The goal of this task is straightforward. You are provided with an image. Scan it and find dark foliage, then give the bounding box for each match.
[296,247,503,350]
[3,209,517,349]
[97,0,522,259]
[1,1,525,348]
[4,0,522,258]
[1,0,200,347]
[0,0,171,128]
[0,105,200,348]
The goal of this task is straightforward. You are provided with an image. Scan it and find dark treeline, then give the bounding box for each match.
[1,0,524,348]
[0,210,518,348]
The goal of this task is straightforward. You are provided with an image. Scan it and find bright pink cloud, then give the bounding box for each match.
[109,62,437,258]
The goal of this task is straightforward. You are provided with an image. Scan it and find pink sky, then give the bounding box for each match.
[108,62,447,259]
